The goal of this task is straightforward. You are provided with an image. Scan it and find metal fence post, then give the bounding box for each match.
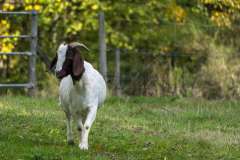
[98,11,107,82]
[29,11,38,96]
[0,11,38,92]
[114,48,121,96]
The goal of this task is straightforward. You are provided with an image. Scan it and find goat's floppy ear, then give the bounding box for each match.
[49,55,57,71]
[72,49,85,80]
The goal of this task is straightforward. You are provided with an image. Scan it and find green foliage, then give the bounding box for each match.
[0,0,239,98]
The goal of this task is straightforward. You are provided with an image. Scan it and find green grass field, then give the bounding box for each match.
[0,96,239,160]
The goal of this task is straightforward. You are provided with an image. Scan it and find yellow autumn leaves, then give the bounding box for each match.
[2,1,99,12]
[25,4,42,11]
[1,1,41,53]
[91,4,99,10]
[0,20,20,55]
[211,11,231,27]
[166,3,186,23]
[200,0,240,27]
[2,3,15,11]
[201,0,240,9]
[66,22,83,34]
[0,0,100,53]
[173,5,186,23]
[2,1,41,12]
[0,18,14,53]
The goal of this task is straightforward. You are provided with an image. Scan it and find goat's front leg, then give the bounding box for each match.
[79,106,97,150]
[65,111,74,145]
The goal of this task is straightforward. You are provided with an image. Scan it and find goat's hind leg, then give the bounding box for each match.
[65,111,74,145]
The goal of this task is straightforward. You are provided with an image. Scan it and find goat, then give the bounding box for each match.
[50,42,107,150]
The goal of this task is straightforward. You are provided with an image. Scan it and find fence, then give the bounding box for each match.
[0,11,37,96]
[0,9,239,99]
[103,14,240,98]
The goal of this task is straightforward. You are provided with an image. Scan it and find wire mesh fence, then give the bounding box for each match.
[105,16,240,98]
[0,3,239,98]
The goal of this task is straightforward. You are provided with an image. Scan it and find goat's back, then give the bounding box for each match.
[80,61,107,106]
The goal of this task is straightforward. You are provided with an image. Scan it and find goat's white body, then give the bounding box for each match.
[59,61,106,112]
[59,61,106,149]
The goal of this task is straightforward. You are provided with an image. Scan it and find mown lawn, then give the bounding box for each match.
[0,96,240,160]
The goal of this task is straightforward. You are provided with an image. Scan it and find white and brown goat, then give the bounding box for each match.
[50,42,106,150]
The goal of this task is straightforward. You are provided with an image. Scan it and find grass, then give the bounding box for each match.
[0,96,240,160]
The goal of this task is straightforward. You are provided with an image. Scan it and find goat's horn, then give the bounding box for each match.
[69,42,89,51]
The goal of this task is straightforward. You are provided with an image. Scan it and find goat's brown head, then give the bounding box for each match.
[49,42,89,81]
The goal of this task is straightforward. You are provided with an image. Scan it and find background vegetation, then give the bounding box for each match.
[0,0,240,99]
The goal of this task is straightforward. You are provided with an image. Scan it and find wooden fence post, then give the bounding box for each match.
[98,11,107,82]
[114,48,121,96]
[28,11,38,96]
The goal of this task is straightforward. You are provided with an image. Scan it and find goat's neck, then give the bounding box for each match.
[72,75,88,94]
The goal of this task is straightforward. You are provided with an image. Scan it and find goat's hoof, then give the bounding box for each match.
[67,140,75,146]
[79,143,88,150]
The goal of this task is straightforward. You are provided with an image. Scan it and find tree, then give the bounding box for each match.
[0,0,239,98]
